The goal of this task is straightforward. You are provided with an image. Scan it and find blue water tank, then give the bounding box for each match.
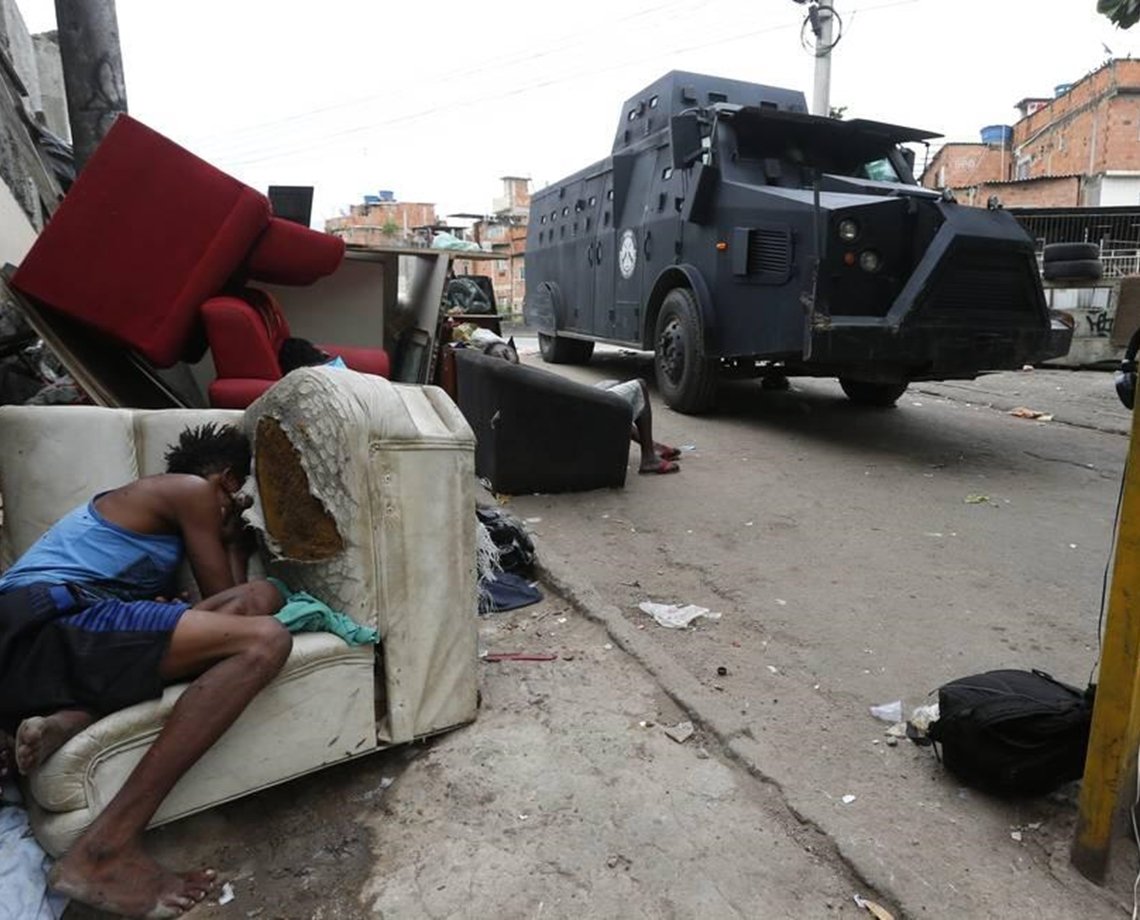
[363,194,381,205]
[980,124,1013,146]
[377,190,395,202]
[1054,83,1073,98]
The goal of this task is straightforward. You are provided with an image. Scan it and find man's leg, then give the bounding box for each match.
[13,582,281,774]
[633,380,679,474]
[627,381,680,462]
[50,599,291,918]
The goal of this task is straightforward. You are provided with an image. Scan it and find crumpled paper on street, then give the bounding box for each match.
[638,601,722,629]
[1009,406,1053,421]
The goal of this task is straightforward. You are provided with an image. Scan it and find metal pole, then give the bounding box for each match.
[54,0,128,172]
[812,3,835,117]
[1072,382,1140,882]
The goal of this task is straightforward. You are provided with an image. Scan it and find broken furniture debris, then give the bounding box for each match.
[6,114,388,410]
[454,347,631,493]
[0,367,477,855]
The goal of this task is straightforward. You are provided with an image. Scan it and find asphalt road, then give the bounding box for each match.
[506,341,1136,919]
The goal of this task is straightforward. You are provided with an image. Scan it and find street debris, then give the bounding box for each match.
[679,444,697,452]
[638,601,721,629]
[964,494,990,504]
[717,666,728,676]
[664,721,695,744]
[218,882,235,906]
[1010,830,1023,842]
[869,700,903,723]
[606,853,633,870]
[1009,406,1054,421]
[841,794,857,805]
[853,893,895,919]
[767,665,779,674]
[482,652,558,662]
[909,703,940,734]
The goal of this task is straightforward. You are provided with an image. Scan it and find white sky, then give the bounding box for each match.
[15,0,1140,226]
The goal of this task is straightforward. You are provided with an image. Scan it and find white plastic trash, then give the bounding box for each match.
[638,601,721,629]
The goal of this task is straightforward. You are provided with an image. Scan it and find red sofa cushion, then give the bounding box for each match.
[201,294,283,381]
[325,344,390,378]
[246,217,346,285]
[11,115,272,367]
[202,288,390,409]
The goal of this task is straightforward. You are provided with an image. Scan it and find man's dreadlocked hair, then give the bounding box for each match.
[164,423,252,479]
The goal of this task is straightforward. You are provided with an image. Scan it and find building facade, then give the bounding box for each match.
[455,177,530,313]
[921,59,1140,209]
[324,194,438,248]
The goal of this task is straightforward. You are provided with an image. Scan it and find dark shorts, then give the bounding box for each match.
[0,584,189,733]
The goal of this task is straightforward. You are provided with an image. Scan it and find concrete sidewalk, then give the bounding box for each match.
[65,594,882,920]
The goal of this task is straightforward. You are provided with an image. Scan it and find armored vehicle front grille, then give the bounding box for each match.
[923,249,1039,324]
[747,228,791,276]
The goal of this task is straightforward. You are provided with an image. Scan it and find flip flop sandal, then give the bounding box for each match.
[640,459,680,475]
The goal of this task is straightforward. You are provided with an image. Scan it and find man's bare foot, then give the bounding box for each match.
[15,710,94,774]
[50,839,216,918]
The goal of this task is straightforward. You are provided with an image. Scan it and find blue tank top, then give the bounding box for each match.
[0,496,184,600]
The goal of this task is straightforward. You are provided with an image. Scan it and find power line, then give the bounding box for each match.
[212,0,922,170]
[189,0,715,153]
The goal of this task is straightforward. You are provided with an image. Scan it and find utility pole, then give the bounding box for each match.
[54,0,128,171]
[812,2,835,117]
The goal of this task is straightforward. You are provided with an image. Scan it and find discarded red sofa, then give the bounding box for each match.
[10,114,387,408]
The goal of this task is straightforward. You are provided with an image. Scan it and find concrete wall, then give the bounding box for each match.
[921,143,1009,189]
[1095,173,1140,207]
[32,31,68,140]
[0,0,40,110]
[0,164,35,264]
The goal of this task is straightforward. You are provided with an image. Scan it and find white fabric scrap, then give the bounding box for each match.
[638,601,721,629]
[0,806,67,920]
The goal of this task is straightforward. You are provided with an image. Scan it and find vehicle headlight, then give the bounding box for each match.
[859,250,881,273]
[837,219,860,243]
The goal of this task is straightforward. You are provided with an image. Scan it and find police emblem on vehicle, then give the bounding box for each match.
[618,230,637,279]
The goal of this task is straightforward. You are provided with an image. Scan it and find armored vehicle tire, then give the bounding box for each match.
[1042,259,1103,282]
[654,287,717,414]
[839,378,908,407]
[538,332,595,364]
[1043,242,1099,263]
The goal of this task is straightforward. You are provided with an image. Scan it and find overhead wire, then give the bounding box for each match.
[204,0,923,170]
[191,0,719,156]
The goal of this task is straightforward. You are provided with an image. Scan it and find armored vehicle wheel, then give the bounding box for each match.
[1043,242,1099,263]
[839,378,908,407]
[1042,259,1103,282]
[537,332,594,364]
[654,287,717,414]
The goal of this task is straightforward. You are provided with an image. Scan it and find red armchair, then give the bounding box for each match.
[9,113,388,408]
[202,287,389,409]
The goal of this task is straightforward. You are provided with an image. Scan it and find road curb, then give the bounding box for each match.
[533,543,904,914]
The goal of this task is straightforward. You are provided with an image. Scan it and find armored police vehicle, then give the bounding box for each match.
[524,71,1072,413]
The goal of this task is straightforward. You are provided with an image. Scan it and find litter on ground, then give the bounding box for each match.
[638,601,721,629]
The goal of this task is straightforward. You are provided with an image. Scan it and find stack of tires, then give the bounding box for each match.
[1042,242,1103,283]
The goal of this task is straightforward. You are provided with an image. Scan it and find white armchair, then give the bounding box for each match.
[0,368,478,855]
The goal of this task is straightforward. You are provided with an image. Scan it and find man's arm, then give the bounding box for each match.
[174,483,245,599]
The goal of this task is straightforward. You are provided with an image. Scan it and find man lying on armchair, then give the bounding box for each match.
[0,423,288,918]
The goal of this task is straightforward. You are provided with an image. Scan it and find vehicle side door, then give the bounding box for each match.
[611,151,655,343]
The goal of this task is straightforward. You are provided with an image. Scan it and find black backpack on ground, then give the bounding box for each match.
[927,669,1095,796]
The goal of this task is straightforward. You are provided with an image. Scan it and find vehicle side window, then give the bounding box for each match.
[860,158,899,182]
